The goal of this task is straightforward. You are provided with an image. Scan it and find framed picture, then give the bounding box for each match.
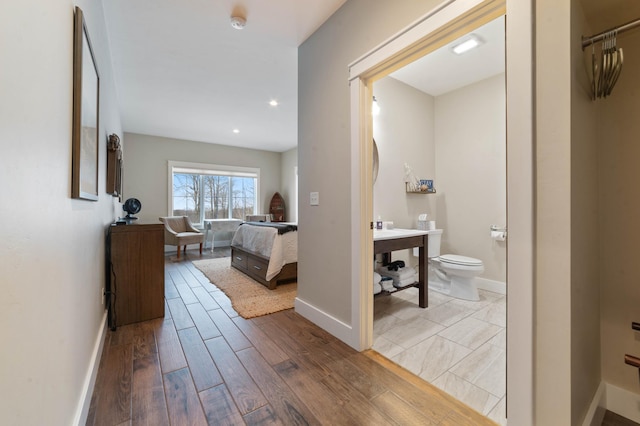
[71,6,100,201]
[106,133,122,198]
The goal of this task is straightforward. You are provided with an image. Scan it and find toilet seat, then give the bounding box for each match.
[439,254,483,267]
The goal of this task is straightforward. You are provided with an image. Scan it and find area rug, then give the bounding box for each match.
[192,257,296,319]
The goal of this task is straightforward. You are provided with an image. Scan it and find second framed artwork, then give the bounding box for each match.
[106,133,123,200]
[71,6,100,201]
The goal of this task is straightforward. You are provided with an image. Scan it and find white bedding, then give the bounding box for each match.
[231,224,297,281]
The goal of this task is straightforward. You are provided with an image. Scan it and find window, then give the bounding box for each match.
[169,162,259,227]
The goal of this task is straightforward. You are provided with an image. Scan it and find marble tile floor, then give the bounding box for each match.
[373,287,507,425]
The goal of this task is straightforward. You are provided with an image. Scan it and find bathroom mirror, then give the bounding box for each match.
[373,139,379,184]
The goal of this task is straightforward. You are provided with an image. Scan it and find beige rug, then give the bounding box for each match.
[192,257,296,319]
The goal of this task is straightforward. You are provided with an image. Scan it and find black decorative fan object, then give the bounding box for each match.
[122,198,141,220]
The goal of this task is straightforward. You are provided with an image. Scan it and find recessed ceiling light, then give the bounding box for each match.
[451,35,483,55]
[269,100,278,107]
[233,129,240,134]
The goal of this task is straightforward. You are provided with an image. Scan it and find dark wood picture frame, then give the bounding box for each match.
[72,6,100,201]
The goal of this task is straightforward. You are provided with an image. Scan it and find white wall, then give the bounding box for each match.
[373,76,435,264]
[434,74,506,282]
[0,0,122,424]
[122,132,283,225]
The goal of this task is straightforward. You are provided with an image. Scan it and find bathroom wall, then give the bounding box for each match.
[372,76,436,232]
[373,74,506,283]
[434,74,506,283]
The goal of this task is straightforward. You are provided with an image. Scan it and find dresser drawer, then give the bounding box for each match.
[247,256,269,281]
[231,248,248,270]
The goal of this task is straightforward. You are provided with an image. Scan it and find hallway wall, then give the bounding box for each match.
[0,0,123,423]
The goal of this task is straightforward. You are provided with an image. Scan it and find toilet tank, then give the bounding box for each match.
[427,229,443,257]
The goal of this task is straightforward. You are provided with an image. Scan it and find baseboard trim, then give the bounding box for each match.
[294,297,356,348]
[475,277,506,295]
[582,381,607,426]
[582,381,640,425]
[605,382,640,423]
[73,310,108,426]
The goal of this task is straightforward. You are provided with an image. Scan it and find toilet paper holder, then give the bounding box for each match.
[490,225,507,242]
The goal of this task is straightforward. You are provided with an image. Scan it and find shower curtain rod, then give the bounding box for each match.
[582,17,640,49]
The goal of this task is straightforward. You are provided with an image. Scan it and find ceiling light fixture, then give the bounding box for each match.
[230,15,246,30]
[269,99,278,106]
[372,96,380,116]
[233,129,240,134]
[451,34,483,55]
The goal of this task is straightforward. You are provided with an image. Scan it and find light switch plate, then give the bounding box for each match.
[310,192,319,206]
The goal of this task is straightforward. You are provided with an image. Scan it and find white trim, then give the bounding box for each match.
[582,381,607,426]
[475,277,506,295]
[73,310,108,426]
[168,160,260,176]
[605,382,640,423]
[505,0,534,423]
[295,297,356,348]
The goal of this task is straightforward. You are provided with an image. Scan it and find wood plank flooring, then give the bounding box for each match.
[86,248,497,425]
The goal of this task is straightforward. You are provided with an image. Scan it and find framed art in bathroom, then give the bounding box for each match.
[71,6,100,201]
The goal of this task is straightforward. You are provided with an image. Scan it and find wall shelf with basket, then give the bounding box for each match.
[405,181,436,194]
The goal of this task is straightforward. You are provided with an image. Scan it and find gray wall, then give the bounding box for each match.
[122,132,283,225]
[594,5,640,406]
[0,0,122,423]
[570,3,601,423]
[280,147,298,222]
[298,0,449,325]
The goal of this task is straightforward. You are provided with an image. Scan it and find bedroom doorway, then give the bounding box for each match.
[348,0,535,424]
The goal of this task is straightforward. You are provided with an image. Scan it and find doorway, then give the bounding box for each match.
[370,15,506,422]
[348,0,535,424]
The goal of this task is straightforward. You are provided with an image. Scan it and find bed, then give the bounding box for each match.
[230,222,297,289]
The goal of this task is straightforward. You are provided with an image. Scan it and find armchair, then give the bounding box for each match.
[159,216,204,259]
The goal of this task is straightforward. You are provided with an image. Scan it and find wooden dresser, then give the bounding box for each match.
[108,222,164,328]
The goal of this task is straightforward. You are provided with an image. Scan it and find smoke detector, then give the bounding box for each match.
[230,16,246,30]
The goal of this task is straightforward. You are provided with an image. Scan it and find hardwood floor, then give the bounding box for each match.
[87,247,497,425]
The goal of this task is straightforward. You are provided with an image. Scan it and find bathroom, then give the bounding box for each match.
[371,16,507,423]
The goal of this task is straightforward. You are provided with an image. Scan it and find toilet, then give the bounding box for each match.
[426,229,484,301]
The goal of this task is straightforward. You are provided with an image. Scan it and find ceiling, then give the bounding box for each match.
[123,2,640,157]
[102,2,640,153]
[104,1,510,154]
[103,0,347,152]
[390,16,505,97]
